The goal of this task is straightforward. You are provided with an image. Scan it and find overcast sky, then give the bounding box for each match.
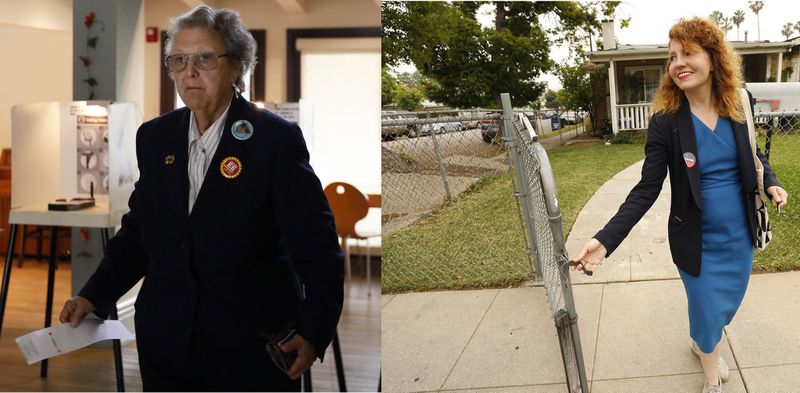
[393,0,800,91]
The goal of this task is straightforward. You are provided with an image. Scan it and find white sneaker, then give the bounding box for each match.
[702,376,723,393]
[691,340,730,383]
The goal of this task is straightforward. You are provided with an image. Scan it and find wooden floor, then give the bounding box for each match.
[0,258,381,392]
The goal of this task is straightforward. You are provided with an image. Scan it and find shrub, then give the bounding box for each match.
[611,130,647,144]
[611,131,633,144]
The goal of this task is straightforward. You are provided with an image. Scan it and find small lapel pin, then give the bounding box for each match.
[220,156,243,179]
[231,119,254,141]
[683,152,696,168]
[165,154,175,165]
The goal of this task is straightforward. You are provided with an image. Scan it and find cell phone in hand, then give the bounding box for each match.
[261,327,298,373]
[568,260,593,276]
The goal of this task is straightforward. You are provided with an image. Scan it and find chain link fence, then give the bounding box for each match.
[381,109,591,233]
[753,111,800,269]
[381,107,592,293]
[382,109,524,293]
[501,93,588,393]
[382,110,504,235]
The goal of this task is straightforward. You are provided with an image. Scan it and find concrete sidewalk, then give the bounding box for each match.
[382,160,800,392]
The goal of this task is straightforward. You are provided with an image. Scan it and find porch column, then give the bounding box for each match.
[777,52,784,82]
[765,54,771,81]
[609,59,619,134]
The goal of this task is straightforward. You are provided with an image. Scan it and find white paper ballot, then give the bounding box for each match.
[15,320,134,365]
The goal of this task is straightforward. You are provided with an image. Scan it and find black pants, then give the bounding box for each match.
[137,339,300,391]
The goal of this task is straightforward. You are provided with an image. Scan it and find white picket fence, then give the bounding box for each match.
[616,103,652,131]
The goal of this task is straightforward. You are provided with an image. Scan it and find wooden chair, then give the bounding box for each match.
[323,182,380,293]
[318,182,384,392]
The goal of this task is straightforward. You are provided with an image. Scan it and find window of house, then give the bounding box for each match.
[623,66,662,104]
[297,37,380,195]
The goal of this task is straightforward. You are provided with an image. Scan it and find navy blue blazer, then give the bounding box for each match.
[79,94,344,371]
[594,95,781,277]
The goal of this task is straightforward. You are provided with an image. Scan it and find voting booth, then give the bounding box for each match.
[9,101,138,214]
[0,100,140,391]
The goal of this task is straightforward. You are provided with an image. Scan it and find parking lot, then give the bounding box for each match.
[382,121,508,235]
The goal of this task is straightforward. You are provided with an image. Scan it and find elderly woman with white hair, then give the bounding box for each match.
[59,5,344,391]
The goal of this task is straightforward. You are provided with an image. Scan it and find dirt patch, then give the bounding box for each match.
[382,146,423,173]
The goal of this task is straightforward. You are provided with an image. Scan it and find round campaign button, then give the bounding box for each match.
[220,156,243,179]
[231,119,254,141]
[683,152,696,168]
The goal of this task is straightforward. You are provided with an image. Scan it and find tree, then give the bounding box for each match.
[782,23,794,40]
[720,17,733,38]
[382,2,621,109]
[732,10,746,41]
[708,11,732,38]
[557,63,591,110]
[543,89,560,109]
[795,21,800,37]
[748,1,764,41]
[394,85,425,112]
[556,61,600,132]
[382,67,399,107]
[709,11,724,27]
[397,71,424,91]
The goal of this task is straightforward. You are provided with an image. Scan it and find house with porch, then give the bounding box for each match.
[588,20,800,134]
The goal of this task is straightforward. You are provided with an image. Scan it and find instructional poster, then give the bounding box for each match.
[76,113,109,195]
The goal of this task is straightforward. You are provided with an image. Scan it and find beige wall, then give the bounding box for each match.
[143,0,187,121]
[0,23,72,149]
[116,0,146,120]
[0,0,380,145]
[0,0,73,32]
[143,0,380,121]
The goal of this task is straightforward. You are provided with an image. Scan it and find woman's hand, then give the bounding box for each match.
[280,335,316,380]
[767,186,789,208]
[571,238,607,275]
[59,296,96,327]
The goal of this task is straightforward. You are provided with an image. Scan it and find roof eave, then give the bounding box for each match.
[589,41,798,62]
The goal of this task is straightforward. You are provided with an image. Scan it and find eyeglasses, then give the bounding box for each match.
[165,51,229,72]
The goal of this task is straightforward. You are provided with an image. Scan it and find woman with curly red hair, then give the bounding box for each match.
[572,17,789,392]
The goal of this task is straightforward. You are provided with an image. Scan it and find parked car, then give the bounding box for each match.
[459,111,481,129]
[381,110,419,141]
[480,116,500,143]
[540,110,558,120]
[419,121,463,136]
[560,111,578,125]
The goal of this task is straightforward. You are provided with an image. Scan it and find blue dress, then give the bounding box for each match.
[677,115,753,354]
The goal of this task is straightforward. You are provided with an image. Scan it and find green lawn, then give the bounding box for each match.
[382,132,799,293]
[753,133,800,272]
[382,142,646,294]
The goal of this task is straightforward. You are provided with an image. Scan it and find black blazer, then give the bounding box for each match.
[594,95,781,277]
[79,94,344,383]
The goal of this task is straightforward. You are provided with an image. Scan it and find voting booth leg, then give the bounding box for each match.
[101,228,126,392]
[40,226,58,378]
[303,369,312,391]
[332,329,347,391]
[109,307,124,392]
[0,224,19,338]
[365,242,372,297]
[16,225,27,268]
